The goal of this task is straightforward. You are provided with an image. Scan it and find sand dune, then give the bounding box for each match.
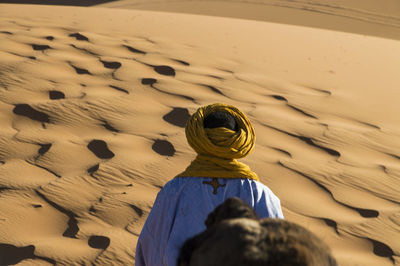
[97,0,400,40]
[0,2,399,266]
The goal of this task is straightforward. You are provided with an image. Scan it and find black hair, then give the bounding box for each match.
[203,111,238,132]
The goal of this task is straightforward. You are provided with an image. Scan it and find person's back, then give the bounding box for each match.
[135,103,283,266]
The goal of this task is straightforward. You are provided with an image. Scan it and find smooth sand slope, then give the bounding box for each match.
[0,2,399,265]
[97,0,400,40]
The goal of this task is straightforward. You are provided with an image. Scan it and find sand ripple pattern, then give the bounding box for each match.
[0,15,399,266]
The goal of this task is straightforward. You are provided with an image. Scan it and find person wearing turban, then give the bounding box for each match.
[135,103,284,266]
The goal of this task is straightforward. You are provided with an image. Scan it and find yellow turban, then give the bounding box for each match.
[176,103,259,180]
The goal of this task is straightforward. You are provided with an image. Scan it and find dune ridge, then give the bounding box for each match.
[98,0,400,40]
[0,3,399,265]
[101,0,400,26]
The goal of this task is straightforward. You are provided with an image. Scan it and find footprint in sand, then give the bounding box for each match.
[152,139,176,157]
[369,238,394,262]
[153,65,176,76]
[31,44,51,51]
[341,203,379,218]
[87,163,99,175]
[69,32,89,41]
[357,209,379,218]
[141,78,157,86]
[36,191,79,238]
[13,104,50,123]
[49,90,65,100]
[0,244,35,265]
[163,107,190,128]
[87,139,115,159]
[70,64,91,75]
[88,235,110,249]
[38,143,52,155]
[62,215,79,238]
[100,60,122,70]
[322,218,339,234]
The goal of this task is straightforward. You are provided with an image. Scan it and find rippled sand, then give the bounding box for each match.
[0,2,399,265]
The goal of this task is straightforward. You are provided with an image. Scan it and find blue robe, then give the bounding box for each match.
[135,177,284,266]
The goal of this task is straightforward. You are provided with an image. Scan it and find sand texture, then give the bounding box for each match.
[98,0,400,40]
[0,2,399,265]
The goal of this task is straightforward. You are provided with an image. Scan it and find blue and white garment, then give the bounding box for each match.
[135,177,284,266]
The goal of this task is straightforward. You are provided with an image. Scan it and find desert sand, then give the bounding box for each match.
[0,1,399,265]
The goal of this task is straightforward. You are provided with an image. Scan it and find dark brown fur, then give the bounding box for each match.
[205,197,259,228]
[178,198,337,266]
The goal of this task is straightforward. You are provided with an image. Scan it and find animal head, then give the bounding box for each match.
[179,198,337,266]
[205,197,258,228]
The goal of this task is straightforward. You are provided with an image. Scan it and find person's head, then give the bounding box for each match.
[203,111,239,132]
[178,198,337,266]
[185,103,255,160]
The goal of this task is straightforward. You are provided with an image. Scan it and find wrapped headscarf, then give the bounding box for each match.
[176,103,259,180]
